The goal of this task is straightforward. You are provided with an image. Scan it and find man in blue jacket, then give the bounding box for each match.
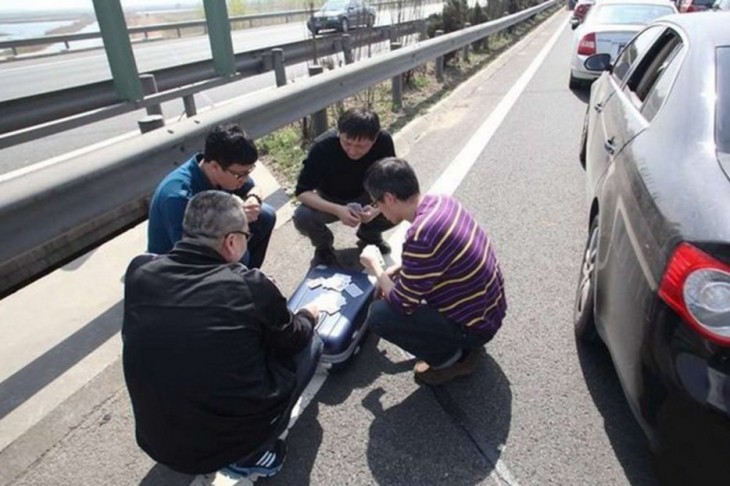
[147,123,275,269]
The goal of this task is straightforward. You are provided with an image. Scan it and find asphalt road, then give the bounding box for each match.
[2,9,660,486]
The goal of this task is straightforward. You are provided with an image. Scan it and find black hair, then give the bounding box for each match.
[337,108,380,140]
[364,157,420,202]
[203,124,258,169]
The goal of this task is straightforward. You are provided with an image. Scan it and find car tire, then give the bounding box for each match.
[569,74,582,91]
[340,18,349,32]
[367,14,375,27]
[574,217,600,343]
[309,26,319,35]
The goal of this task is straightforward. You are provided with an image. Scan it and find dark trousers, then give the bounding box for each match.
[243,202,276,269]
[293,193,393,249]
[366,299,492,366]
[241,334,323,461]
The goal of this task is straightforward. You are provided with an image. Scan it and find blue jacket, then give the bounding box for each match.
[147,154,254,254]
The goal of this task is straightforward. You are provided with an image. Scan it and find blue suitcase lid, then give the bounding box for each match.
[287,266,375,359]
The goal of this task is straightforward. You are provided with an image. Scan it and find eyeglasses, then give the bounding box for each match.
[225,165,256,181]
[228,230,253,241]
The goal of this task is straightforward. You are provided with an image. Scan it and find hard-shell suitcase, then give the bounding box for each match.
[287,265,375,369]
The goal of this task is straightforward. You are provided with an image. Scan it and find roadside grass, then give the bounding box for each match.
[258,6,559,194]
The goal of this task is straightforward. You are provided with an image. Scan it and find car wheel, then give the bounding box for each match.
[309,26,319,36]
[579,110,588,168]
[340,18,349,32]
[569,74,582,91]
[367,14,375,27]
[574,217,600,343]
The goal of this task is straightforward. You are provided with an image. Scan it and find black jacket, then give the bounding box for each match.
[122,241,314,474]
[294,128,396,200]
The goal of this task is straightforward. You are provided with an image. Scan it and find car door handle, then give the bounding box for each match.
[594,102,604,113]
[604,137,616,155]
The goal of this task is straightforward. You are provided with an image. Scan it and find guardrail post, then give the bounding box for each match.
[92,0,143,101]
[308,64,328,136]
[183,95,197,117]
[435,29,444,82]
[204,0,236,77]
[463,23,471,63]
[138,115,165,133]
[272,48,287,87]
[390,41,402,111]
[140,74,163,117]
[341,34,354,65]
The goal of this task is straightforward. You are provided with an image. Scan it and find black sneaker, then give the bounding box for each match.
[224,439,287,478]
[356,239,391,255]
[313,246,338,266]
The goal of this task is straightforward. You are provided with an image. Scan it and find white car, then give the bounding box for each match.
[569,0,677,89]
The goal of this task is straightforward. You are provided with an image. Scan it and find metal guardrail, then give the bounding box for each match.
[0,0,441,54]
[0,21,424,147]
[0,1,556,297]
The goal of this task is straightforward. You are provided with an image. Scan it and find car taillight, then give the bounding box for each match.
[659,243,730,346]
[578,33,597,56]
[686,4,697,11]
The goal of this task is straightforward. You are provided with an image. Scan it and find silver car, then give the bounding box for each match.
[569,0,677,89]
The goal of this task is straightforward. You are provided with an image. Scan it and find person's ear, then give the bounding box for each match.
[383,192,397,204]
[219,234,235,262]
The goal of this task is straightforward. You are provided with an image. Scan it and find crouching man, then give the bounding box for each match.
[123,190,322,478]
[360,158,507,386]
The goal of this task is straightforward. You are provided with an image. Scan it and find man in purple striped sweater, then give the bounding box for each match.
[360,157,507,385]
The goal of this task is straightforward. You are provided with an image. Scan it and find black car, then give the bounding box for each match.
[307,0,376,35]
[575,12,730,482]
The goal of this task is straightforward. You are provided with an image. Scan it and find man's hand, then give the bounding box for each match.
[338,205,361,227]
[243,195,261,223]
[301,303,320,321]
[358,204,380,224]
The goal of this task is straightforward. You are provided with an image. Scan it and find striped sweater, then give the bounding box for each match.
[389,194,507,336]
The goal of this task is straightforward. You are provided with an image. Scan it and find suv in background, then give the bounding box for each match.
[679,0,715,11]
[307,0,376,35]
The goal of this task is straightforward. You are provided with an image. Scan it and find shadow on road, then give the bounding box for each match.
[364,353,512,485]
[576,341,658,486]
[138,463,192,485]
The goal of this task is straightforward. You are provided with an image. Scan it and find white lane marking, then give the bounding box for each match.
[190,13,567,486]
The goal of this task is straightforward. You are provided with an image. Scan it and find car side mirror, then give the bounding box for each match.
[570,18,580,30]
[584,53,612,72]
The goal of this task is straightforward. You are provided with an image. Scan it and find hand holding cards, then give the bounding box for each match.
[360,244,386,272]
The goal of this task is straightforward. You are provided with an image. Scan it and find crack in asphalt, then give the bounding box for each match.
[431,386,520,486]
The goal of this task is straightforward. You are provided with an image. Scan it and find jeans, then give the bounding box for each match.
[366,299,493,367]
[241,334,323,460]
[242,202,276,269]
[293,193,393,249]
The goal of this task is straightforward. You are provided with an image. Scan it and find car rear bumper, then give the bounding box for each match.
[644,305,730,476]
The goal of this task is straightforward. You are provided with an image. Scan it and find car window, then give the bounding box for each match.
[590,4,676,24]
[612,26,664,83]
[624,29,682,107]
[718,47,730,154]
[641,42,684,121]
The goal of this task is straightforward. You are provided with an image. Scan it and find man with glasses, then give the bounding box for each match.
[147,123,275,269]
[294,108,396,266]
[359,158,507,386]
[123,190,322,478]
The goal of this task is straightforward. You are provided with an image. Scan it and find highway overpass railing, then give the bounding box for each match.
[0,0,442,56]
[0,1,557,297]
[0,21,425,149]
